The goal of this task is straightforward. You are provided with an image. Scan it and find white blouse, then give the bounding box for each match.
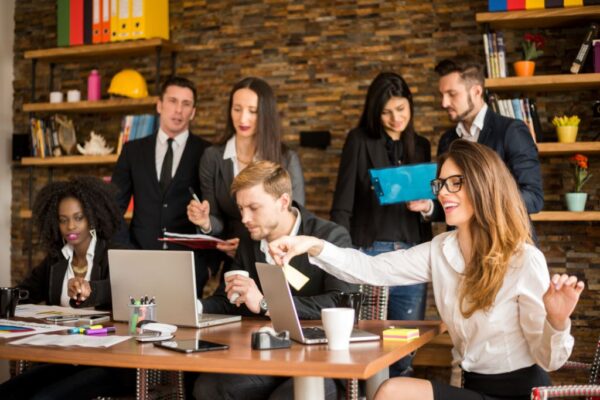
[309,230,574,374]
[60,236,96,307]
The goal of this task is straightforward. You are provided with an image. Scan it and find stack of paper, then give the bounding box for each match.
[9,334,130,348]
[382,328,420,341]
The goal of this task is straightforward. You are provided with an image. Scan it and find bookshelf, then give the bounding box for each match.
[476,8,599,222]
[23,97,158,113]
[20,154,119,166]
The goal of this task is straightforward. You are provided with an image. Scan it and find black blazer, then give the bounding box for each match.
[331,127,433,248]
[437,108,544,214]
[202,203,357,320]
[199,143,305,240]
[19,239,115,309]
[112,132,210,250]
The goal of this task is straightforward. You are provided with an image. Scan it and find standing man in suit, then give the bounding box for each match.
[194,160,355,400]
[408,58,543,222]
[111,76,211,294]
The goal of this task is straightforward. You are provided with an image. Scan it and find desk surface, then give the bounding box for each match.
[0,319,446,380]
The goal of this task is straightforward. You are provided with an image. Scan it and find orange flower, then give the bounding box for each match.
[570,154,591,193]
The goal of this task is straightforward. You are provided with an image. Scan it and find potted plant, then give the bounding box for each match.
[514,33,544,77]
[552,115,580,143]
[565,154,592,212]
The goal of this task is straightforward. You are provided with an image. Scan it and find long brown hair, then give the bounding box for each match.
[218,77,287,164]
[438,140,532,318]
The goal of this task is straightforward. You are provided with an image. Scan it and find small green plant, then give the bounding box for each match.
[521,33,545,61]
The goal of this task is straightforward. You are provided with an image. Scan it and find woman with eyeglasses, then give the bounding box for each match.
[268,140,584,400]
[330,72,432,377]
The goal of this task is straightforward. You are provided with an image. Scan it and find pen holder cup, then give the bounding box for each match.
[129,304,156,334]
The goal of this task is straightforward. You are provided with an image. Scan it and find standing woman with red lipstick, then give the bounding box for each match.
[188,77,304,258]
[330,72,432,377]
[19,176,123,309]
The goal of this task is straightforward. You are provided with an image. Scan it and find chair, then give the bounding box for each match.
[531,335,600,400]
[344,284,389,400]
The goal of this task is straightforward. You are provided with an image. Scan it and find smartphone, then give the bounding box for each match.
[154,339,229,353]
[45,315,79,323]
[78,315,110,324]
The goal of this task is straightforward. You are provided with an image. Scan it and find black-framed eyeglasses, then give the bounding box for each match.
[430,175,465,196]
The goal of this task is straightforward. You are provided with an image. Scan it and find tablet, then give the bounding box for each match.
[154,339,228,353]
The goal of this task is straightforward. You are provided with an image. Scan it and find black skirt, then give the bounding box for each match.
[431,364,552,400]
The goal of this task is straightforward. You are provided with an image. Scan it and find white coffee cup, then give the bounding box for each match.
[67,89,81,102]
[49,91,63,103]
[321,308,355,350]
[223,270,250,304]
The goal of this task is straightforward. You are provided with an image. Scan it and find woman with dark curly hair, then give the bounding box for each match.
[0,176,134,400]
[20,176,122,308]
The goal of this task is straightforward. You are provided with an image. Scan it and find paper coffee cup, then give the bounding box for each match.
[223,270,250,303]
[322,308,355,350]
[67,90,81,102]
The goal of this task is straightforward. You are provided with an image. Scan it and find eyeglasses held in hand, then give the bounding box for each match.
[431,175,465,196]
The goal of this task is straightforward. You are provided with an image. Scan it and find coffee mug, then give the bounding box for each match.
[337,292,364,323]
[0,287,29,318]
[223,270,250,304]
[321,307,355,350]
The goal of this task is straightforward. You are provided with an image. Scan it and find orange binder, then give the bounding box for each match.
[101,0,110,42]
[92,0,102,44]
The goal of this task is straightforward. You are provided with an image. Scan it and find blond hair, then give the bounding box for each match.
[439,140,532,318]
[231,160,292,201]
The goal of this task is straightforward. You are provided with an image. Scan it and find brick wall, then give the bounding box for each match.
[11,0,598,384]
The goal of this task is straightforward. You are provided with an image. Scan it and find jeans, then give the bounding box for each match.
[360,241,427,377]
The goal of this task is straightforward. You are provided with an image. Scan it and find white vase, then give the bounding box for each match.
[565,192,587,212]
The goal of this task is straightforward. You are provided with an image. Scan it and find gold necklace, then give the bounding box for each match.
[236,152,254,165]
[72,263,88,276]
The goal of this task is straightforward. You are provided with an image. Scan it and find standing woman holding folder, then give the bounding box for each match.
[330,72,432,377]
[0,177,133,399]
[187,77,305,257]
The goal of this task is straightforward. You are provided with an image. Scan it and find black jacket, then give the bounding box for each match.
[330,127,433,247]
[111,132,210,250]
[19,239,115,309]
[437,108,543,214]
[202,203,357,320]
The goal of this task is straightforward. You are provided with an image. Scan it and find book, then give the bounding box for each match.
[496,31,507,78]
[570,23,599,74]
[528,99,544,142]
[483,33,492,79]
[382,328,420,341]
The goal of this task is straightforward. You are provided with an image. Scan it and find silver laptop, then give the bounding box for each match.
[109,249,241,328]
[255,262,380,344]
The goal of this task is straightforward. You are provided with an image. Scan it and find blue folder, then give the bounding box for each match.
[369,163,437,205]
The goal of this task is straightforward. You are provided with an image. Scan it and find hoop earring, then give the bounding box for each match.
[90,228,97,241]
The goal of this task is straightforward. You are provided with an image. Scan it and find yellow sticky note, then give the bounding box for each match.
[283,264,309,291]
[382,328,420,341]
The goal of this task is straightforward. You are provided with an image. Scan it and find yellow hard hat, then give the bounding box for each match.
[108,69,149,99]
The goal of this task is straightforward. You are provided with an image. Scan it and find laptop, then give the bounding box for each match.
[108,249,241,328]
[255,262,380,344]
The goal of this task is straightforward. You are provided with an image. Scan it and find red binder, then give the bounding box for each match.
[69,0,84,46]
[507,0,526,9]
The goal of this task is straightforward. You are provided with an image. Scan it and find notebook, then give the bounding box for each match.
[108,249,240,328]
[255,262,380,344]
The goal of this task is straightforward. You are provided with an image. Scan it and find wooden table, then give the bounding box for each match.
[0,319,446,400]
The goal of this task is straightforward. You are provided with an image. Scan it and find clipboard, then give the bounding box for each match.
[369,163,437,205]
[158,232,225,250]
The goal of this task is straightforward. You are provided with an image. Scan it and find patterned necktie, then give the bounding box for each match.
[159,138,174,192]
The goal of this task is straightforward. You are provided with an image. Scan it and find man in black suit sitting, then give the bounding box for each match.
[408,57,543,224]
[194,160,355,400]
[111,76,212,294]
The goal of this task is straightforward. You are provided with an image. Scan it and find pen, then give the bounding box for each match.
[188,187,201,202]
[129,296,135,305]
[85,327,116,335]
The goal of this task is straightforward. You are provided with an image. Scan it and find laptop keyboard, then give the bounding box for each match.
[302,326,326,340]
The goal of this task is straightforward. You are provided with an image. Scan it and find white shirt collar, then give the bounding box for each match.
[456,104,488,141]
[223,136,237,160]
[158,128,189,147]
[61,235,97,262]
[260,207,301,263]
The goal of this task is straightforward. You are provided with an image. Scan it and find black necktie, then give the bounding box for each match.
[160,138,174,192]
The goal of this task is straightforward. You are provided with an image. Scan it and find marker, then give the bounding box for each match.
[85,327,116,335]
[129,296,135,305]
[188,187,201,202]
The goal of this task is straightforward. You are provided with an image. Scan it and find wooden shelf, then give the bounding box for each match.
[531,211,600,222]
[476,6,600,29]
[486,73,600,92]
[537,142,600,156]
[20,209,132,220]
[23,97,158,113]
[24,38,181,62]
[20,154,119,166]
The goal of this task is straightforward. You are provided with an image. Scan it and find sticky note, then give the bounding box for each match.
[382,328,420,341]
[283,264,309,291]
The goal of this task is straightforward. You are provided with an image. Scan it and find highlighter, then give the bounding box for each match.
[85,327,116,335]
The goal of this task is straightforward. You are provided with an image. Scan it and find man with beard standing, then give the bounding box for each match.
[408,58,543,220]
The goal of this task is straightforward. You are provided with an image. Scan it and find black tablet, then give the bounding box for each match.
[154,339,228,353]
